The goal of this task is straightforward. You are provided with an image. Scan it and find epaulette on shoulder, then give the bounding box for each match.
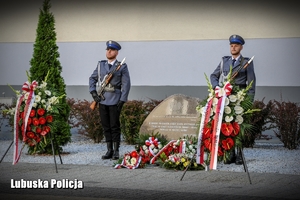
[222,56,231,61]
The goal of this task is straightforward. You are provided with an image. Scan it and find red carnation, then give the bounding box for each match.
[46,115,53,123]
[40,131,48,136]
[27,117,32,125]
[221,122,233,136]
[32,118,39,126]
[43,126,51,133]
[30,109,36,117]
[36,127,42,134]
[37,108,45,116]
[39,117,46,125]
[26,131,35,139]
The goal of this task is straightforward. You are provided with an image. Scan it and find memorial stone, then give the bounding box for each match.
[139,94,201,140]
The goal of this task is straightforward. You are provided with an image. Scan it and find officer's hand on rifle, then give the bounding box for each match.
[91,90,101,103]
[117,101,125,112]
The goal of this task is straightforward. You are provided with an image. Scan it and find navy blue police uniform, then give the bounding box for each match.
[89,40,131,160]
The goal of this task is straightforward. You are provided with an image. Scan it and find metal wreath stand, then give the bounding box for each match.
[180,56,255,184]
[0,132,63,173]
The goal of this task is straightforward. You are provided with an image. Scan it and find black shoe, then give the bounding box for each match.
[102,142,113,159]
[112,142,120,160]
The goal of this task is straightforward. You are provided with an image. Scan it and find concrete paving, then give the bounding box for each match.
[0,118,299,200]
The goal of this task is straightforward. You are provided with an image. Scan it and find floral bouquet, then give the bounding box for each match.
[114,150,141,169]
[4,71,65,164]
[196,71,259,169]
[156,136,204,171]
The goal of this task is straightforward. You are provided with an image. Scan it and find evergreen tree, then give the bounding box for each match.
[29,0,71,154]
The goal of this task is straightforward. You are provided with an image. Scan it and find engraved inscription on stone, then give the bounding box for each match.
[139,94,201,140]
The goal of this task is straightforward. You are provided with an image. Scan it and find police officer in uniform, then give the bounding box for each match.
[210,34,256,165]
[89,40,131,160]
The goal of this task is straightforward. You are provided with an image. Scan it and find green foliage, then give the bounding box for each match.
[269,100,300,149]
[28,0,71,153]
[120,99,163,144]
[67,98,103,143]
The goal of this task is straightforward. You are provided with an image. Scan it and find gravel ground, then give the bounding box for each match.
[1,133,300,175]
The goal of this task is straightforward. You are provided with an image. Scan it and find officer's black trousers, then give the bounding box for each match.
[99,104,121,143]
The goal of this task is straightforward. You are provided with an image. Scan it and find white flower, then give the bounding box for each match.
[32,103,37,108]
[229,95,237,102]
[40,81,47,88]
[153,149,158,154]
[38,92,42,96]
[225,115,234,122]
[130,157,137,165]
[213,97,218,105]
[158,144,162,149]
[24,92,29,100]
[46,105,52,111]
[48,96,59,104]
[235,115,244,124]
[234,105,244,114]
[142,145,147,150]
[41,99,46,104]
[225,97,230,106]
[150,144,155,149]
[224,106,231,114]
[145,150,149,155]
[34,95,41,103]
[188,145,194,150]
[45,90,51,96]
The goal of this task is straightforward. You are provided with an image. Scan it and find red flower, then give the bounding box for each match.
[36,127,42,134]
[46,115,53,123]
[221,122,233,136]
[26,131,35,139]
[202,127,211,139]
[32,118,39,126]
[27,118,32,125]
[130,151,138,158]
[30,109,36,117]
[39,117,46,125]
[218,146,224,156]
[37,108,45,116]
[231,122,240,137]
[221,138,234,150]
[40,131,48,136]
[43,126,51,133]
[204,138,212,151]
[26,125,31,131]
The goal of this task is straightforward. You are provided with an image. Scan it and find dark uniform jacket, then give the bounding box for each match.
[89,60,131,105]
[210,55,256,96]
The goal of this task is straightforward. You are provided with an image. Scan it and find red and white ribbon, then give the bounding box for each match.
[12,80,38,165]
[210,94,226,170]
[150,140,177,164]
[196,98,213,164]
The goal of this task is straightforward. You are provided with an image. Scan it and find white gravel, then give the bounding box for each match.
[1,133,300,175]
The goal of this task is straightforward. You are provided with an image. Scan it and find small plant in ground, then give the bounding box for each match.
[243,98,274,148]
[269,99,300,150]
[120,99,163,145]
[67,98,103,143]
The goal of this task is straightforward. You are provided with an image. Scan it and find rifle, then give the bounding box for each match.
[90,57,126,111]
[230,56,254,80]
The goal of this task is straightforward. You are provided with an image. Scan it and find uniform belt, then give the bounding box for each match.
[114,85,121,90]
[236,84,247,88]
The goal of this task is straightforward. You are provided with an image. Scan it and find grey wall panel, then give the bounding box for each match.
[1,85,299,104]
[1,38,300,87]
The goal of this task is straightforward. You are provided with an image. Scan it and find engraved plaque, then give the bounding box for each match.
[139,94,201,140]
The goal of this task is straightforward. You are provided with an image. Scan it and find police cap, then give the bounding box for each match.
[106,40,121,50]
[229,34,245,45]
